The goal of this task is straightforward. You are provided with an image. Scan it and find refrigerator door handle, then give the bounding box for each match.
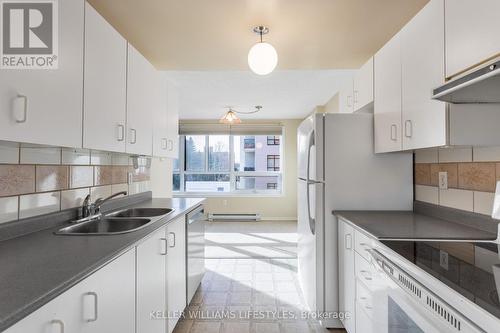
[306,182,315,235]
[306,130,315,184]
[306,130,316,235]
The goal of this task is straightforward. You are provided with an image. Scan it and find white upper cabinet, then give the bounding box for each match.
[0,0,84,148]
[153,75,179,158]
[445,0,500,78]
[83,2,127,153]
[401,0,446,150]
[127,44,154,156]
[353,57,374,112]
[374,33,402,153]
[338,79,354,114]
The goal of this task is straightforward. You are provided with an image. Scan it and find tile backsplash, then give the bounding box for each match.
[414,146,500,216]
[0,142,151,224]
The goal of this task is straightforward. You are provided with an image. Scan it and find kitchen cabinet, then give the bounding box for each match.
[136,227,168,333]
[83,2,127,153]
[401,0,446,150]
[353,57,374,112]
[4,249,135,333]
[0,0,84,148]
[338,220,355,333]
[374,33,402,153]
[445,0,500,79]
[127,44,155,156]
[166,216,187,333]
[355,302,374,333]
[153,75,179,158]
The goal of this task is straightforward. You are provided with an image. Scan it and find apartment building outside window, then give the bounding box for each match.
[173,134,282,195]
[267,136,280,145]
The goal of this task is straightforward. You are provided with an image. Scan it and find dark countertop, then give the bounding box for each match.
[0,197,204,332]
[334,210,498,241]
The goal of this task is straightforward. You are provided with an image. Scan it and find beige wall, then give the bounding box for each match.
[203,119,300,221]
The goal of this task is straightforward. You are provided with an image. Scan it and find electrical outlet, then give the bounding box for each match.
[440,250,449,270]
[127,172,133,185]
[439,172,448,190]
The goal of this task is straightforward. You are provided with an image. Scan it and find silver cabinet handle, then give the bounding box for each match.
[345,234,352,250]
[404,120,412,138]
[390,124,397,141]
[168,139,174,151]
[83,292,98,322]
[160,237,167,255]
[129,128,137,144]
[360,270,372,280]
[13,94,28,123]
[161,138,168,150]
[51,319,65,333]
[168,232,176,248]
[117,124,125,142]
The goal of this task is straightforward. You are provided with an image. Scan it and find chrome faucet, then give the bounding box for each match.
[80,191,127,220]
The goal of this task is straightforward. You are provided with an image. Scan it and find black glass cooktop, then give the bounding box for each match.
[381,240,500,319]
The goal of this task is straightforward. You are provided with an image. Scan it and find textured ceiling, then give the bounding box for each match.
[88,0,429,70]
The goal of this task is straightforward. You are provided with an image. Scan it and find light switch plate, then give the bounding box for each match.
[438,172,448,190]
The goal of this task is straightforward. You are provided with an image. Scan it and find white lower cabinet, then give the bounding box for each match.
[136,226,168,333]
[4,249,135,333]
[167,216,187,333]
[338,219,356,333]
[355,301,374,333]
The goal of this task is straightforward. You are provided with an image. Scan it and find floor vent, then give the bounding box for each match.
[208,213,261,222]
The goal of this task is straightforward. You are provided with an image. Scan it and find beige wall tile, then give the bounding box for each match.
[19,192,60,219]
[90,151,112,165]
[132,167,151,182]
[62,148,91,165]
[111,183,128,194]
[90,185,112,201]
[36,165,69,192]
[458,162,496,192]
[439,188,473,212]
[111,153,129,166]
[129,181,151,195]
[70,166,93,188]
[0,196,18,224]
[438,147,472,163]
[414,148,438,163]
[61,188,90,210]
[0,165,35,197]
[473,147,500,162]
[415,164,431,186]
[20,146,61,164]
[430,163,458,188]
[415,185,439,205]
[94,166,113,186]
[474,191,495,216]
[112,166,129,184]
[0,141,19,164]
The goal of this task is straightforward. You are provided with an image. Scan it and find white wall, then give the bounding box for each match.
[151,157,173,198]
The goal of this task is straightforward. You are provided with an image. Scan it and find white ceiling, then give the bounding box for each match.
[166,70,354,120]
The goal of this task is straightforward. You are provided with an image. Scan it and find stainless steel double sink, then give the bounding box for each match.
[55,208,174,236]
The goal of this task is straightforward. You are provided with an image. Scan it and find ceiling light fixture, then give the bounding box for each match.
[219,106,262,124]
[248,26,278,76]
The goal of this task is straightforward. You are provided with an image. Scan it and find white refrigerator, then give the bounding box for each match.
[297,113,413,328]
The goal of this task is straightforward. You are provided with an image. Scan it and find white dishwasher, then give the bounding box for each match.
[186,205,205,304]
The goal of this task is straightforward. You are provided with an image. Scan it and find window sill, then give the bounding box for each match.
[173,192,284,198]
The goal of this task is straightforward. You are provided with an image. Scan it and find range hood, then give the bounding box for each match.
[432,60,500,104]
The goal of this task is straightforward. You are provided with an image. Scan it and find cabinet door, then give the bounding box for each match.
[353,57,374,112]
[445,0,500,78]
[136,227,167,333]
[338,80,354,113]
[374,34,402,153]
[338,220,355,333]
[165,80,179,159]
[83,2,127,152]
[80,249,135,333]
[167,216,187,333]
[127,44,154,156]
[0,0,84,148]
[401,0,446,151]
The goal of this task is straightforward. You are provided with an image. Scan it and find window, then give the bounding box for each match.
[174,134,282,195]
[267,155,280,171]
[267,136,280,145]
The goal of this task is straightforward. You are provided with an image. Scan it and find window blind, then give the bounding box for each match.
[179,122,283,136]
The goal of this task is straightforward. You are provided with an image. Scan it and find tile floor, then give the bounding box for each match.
[173,221,345,333]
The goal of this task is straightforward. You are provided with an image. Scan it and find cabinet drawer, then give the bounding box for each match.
[354,230,373,261]
[356,278,374,319]
[355,301,374,333]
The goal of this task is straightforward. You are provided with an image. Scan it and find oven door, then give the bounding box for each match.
[366,250,482,333]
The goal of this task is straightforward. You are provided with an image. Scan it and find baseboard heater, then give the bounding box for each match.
[208,213,261,222]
